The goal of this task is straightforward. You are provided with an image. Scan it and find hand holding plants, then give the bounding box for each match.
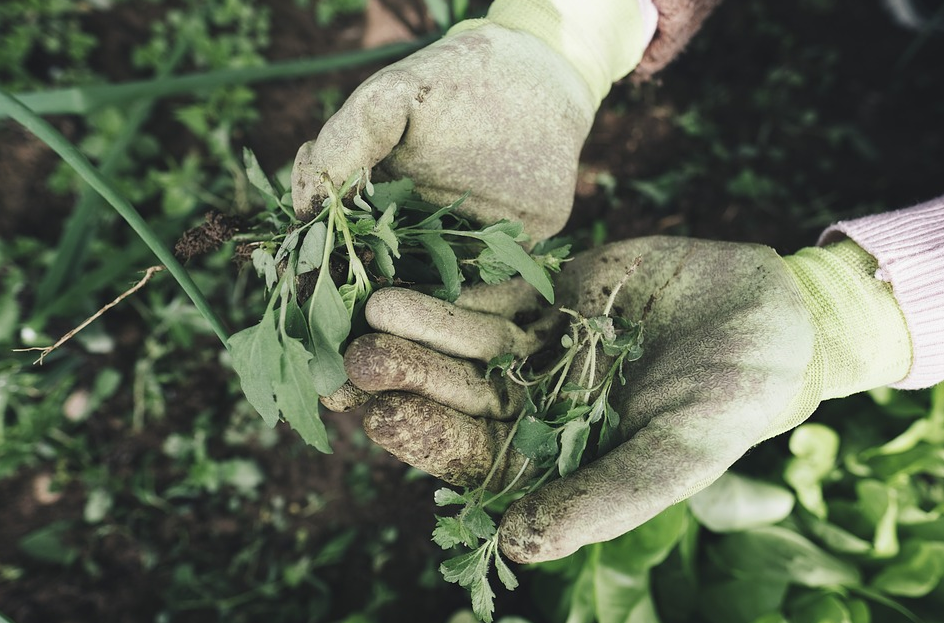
[291,23,597,242]
[341,235,914,568]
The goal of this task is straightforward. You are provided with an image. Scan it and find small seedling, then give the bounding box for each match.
[229,149,566,451]
[434,262,644,621]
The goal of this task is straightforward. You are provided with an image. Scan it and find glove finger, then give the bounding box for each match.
[453,279,545,319]
[291,71,419,220]
[344,333,525,420]
[497,414,759,563]
[365,287,546,362]
[363,391,533,490]
[319,380,372,412]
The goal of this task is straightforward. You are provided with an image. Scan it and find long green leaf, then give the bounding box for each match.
[3,39,434,118]
[0,88,230,347]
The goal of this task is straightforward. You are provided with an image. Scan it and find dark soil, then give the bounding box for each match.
[1,0,942,622]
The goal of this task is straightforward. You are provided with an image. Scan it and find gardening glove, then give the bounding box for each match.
[291,0,658,242]
[338,236,912,563]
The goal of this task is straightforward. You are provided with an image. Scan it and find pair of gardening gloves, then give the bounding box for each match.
[290,0,914,563]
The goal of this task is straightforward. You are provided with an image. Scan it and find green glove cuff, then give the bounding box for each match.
[762,241,912,440]
[448,0,654,106]
[772,240,913,436]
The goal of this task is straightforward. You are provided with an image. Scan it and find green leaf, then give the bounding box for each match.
[434,488,468,506]
[18,521,80,566]
[367,238,396,279]
[871,540,944,596]
[800,512,872,555]
[699,578,789,623]
[274,227,301,265]
[471,576,497,623]
[251,247,278,291]
[228,307,282,427]
[418,233,462,301]
[308,273,351,351]
[480,219,526,242]
[475,247,517,285]
[790,593,855,623]
[368,178,416,211]
[307,329,348,396]
[494,553,519,591]
[513,416,559,462]
[275,337,333,453]
[784,423,840,518]
[464,506,497,541]
[433,516,477,549]
[338,283,359,316]
[297,222,327,274]
[532,241,572,273]
[485,353,515,379]
[711,526,861,587]
[558,418,590,477]
[440,546,488,586]
[856,479,900,557]
[243,147,278,201]
[373,204,400,257]
[688,472,795,532]
[475,230,554,303]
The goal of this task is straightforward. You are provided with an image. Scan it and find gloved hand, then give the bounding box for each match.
[332,236,912,562]
[291,1,658,242]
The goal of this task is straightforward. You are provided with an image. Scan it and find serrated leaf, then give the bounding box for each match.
[471,576,497,623]
[463,506,497,541]
[513,416,559,462]
[533,242,572,273]
[433,516,477,549]
[558,418,591,477]
[475,247,517,285]
[418,233,462,301]
[228,307,282,427]
[369,179,416,211]
[494,553,519,591]
[275,337,332,453]
[434,488,468,507]
[440,546,488,586]
[297,222,327,274]
[349,216,376,236]
[367,238,395,279]
[372,204,401,257]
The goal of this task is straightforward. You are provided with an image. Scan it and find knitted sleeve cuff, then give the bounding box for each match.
[819,196,944,389]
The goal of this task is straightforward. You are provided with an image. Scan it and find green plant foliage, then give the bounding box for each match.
[529,383,944,623]
[230,151,561,452]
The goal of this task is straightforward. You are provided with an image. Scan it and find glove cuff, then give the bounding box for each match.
[819,196,944,389]
[449,0,658,106]
[783,240,913,402]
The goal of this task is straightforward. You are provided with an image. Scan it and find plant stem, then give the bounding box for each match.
[0,89,231,348]
[2,39,435,119]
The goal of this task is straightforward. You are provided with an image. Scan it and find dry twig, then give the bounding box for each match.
[14,265,165,364]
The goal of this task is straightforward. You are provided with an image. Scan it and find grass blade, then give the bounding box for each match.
[0,89,230,348]
[2,38,434,118]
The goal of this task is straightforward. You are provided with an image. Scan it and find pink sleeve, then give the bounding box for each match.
[819,196,944,390]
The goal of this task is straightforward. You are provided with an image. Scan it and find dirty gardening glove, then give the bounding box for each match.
[291,0,657,242]
[338,236,912,563]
